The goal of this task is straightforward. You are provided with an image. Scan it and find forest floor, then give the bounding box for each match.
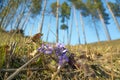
[0,29,120,80]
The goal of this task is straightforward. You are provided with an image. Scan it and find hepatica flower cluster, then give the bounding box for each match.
[38,44,53,54]
[38,43,69,69]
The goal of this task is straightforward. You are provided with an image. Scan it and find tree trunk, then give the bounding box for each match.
[73,6,81,44]
[21,11,31,31]
[80,13,87,44]
[39,0,47,33]
[97,8,111,41]
[13,9,25,30]
[46,15,52,42]
[105,0,120,31]
[56,0,59,43]
[63,30,65,43]
[68,10,73,45]
[4,16,12,29]
[16,6,26,30]
[67,29,69,44]
[94,0,111,41]
[0,0,11,28]
[5,2,25,29]
[66,20,69,45]
[0,10,9,29]
[92,16,100,42]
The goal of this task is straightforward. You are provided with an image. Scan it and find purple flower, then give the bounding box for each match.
[38,43,69,67]
[56,43,65,48]
[58,54,69,66]
[38,44,53,54]
[44,46,53,54]
[55,43,67,56]
[55,43,69,66]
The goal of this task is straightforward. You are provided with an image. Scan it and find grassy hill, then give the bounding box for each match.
[86,39,120,48]
[0,30,120,80]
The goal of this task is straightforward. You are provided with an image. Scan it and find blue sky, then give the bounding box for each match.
[24,0,120,45]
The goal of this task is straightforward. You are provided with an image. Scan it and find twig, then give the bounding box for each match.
[0,68,46,72]
[6,50,40,80]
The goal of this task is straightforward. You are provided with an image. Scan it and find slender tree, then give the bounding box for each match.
[39,0,47,33]
[21,11,31,31]
[68,9,73,44]
[85,0,100,42]
[56,0,59,43]
[9,0,28,30]
[0,0,15,28]
[73,6,81,44]
[60,24,68,43]
[51,1,59,43]
[1,0,27,30]
[69,0,88,44]
[105,0,120,31]
[80,13,87,44]
[92,17,100,42]
[12,4,26,30]
[46,15,52,42]
[94,0,111,41]
[60,2,71,44]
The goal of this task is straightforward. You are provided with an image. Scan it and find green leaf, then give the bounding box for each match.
[60,24,68,30]
[31,0,42,15]
[51,2,57,17]
[60,2,71,23]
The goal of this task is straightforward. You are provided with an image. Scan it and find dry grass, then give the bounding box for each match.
[0,30,120,80]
